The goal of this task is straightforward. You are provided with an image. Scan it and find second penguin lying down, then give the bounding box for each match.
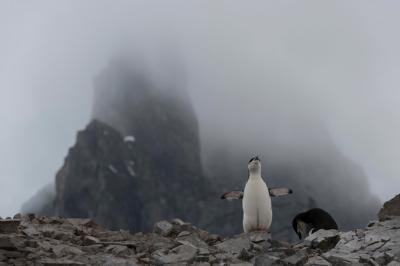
[221,156,293,233]
[292,208,338,239]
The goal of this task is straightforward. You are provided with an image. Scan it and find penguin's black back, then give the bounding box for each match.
[293,208,338,231]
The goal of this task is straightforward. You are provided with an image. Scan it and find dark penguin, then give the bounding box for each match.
[292,208,338,239]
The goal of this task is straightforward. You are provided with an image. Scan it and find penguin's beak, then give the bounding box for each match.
[297,231,302,240]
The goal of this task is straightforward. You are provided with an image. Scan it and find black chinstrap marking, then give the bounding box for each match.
[248,155,260,163]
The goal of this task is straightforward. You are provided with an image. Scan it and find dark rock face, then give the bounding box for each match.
[379,194,400,221]
[53,119,142,231]
[52,119,208,232]
[1,213,400,265]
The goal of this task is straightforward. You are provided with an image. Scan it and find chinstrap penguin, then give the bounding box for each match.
[292,208,338,239]
[221,156,293,233]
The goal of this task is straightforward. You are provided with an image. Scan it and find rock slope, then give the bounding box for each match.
[2,205,400,265]
[379,194,400,222]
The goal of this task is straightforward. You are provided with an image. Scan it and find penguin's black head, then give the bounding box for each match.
[248,156,261,174]
[292,216,303,240]
[249,156,260,163]
[292,215,314,240]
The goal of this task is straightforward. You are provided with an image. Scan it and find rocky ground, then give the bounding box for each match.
[1,202,400,266]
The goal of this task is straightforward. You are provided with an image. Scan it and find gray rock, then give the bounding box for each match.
[371,251,391,265]
[388,246,400,260]
[335,238,362,252]
[254,254,281,266]
[105,245,130,256]
[232,262,253,266]
[51,244,84,257]
[359,254,379,266]
[323,250,360,266]
[0,219,21,233]
[215,235,251,255]
[237,248,253,261]
[210,252,231,263]
[250,231,271,243]
[192,263,211,266]
[40,259,86,266]
[171,219,193,232]
[154,220,173,237]
[13,214,22,220]
[83,235,100,245]
[22,226,40,237]
[152,244,197,264]
[305,256,331,266]
[91,254,139,265]
[177,231,191,237]
[379,194,400,221]
[304,229,340,252]
[281,249,308,266]
[199,231,221,245]
[177,234,208,249]
[67,218,99,229]
[198,247,210,256]
[0,235,17,250]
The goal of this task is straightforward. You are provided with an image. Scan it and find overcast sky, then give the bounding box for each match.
[0,1,399,216]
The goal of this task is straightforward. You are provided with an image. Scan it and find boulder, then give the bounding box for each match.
[152,244,197,264]
[154,220,173,237]
[304,256,331,266]
[0,219,21,233]
[379,194,400,221]
[254,254,281,266]
[281,249,308,265]
[304,229,340,252]
[215,234,251,255]
[0,235,17,250]
[82,236,100,246]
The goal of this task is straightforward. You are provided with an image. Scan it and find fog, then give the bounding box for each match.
[0,1,400,217]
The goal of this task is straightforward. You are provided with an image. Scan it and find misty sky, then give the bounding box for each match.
[1,1,400,216]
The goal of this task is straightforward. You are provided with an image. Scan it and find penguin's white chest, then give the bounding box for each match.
[242,177,272,233]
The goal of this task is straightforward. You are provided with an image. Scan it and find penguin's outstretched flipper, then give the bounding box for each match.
[220,191,244,201]
[269,187,293,197]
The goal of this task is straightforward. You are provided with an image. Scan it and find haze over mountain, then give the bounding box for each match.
[22,59,379,241]
[0,1,399,220]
